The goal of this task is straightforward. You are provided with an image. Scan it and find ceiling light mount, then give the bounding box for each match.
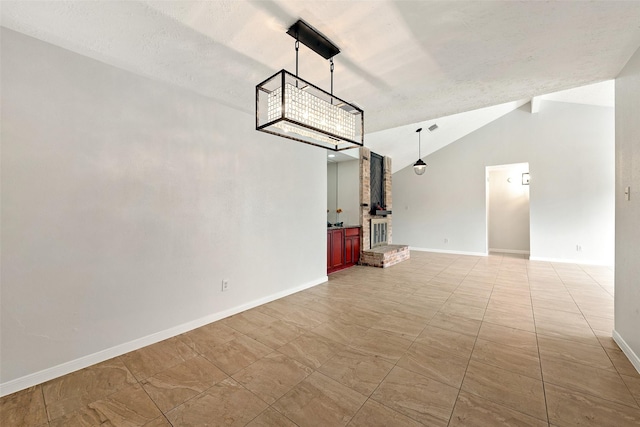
[413,128,427,175]
[256,19,364,151]
[286,20,340,60]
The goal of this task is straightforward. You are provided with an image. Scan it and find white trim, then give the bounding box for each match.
[529,256,613,267]
[612,329,640,375]
[0,276,328,397]
[489,248,530,255]
[409,247,488,257]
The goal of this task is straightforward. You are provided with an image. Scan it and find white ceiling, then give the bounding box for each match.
[2,1,638,166]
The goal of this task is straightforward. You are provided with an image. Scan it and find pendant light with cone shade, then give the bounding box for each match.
[413,128,427,175]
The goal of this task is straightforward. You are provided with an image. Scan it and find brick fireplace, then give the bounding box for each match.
[359,147,393,250]
[358,147,409,268]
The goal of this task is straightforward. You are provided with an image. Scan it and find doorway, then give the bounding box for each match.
[486,163,531,256]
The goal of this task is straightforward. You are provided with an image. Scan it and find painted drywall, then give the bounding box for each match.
[0,28,327,392]
[327,160,359,225]
[614,46,640,371]
[393,99,614,264]
[488,165,530,253]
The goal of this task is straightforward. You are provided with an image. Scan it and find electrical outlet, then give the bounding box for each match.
[444,238,449,244]
[221,279,229,292]
[576,245,582,252]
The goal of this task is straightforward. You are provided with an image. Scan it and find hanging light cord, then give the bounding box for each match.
[330,58,334,95]
[417,128,422,158]
[295,38,299,77]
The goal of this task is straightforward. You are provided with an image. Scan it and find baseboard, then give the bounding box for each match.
[409,247,488,257]
[489,248,530,255]
[0,275,328,397]
[529,256,613,267]
[612,329,640,375]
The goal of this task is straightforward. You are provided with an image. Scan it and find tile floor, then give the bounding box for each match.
[2,252,640,426]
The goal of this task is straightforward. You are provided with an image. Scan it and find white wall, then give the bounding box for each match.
[393,100,614,264]
[327,160,359,225]
[614,46,640,371]
[0,28,328,393]
[488,165,530,253]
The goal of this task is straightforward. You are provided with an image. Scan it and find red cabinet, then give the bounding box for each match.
[328,229,344,270]
[344,227,360,266]
[327,227,360,274]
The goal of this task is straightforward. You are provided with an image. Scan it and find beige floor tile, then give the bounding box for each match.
[371,313,428,337]
[384,299,440,322]
[488,294,532,310]
[202,334,273,375]
[412,286,454,301]
[140,355,227,412]
[604,346,640,377]
[534,306,590,327]
[535,321,601,347]
[284,291,321,308]
[277,331,345,369]
[246,319,305,349]
[429,311,482,336]
[318,347,394,396]
[461,360,547,421]
[145,416,173,426]
[450,391,548,427]
[622,374,640,405]
[585,315,614,333]
[179,323,241,355]
[166,378,268,426]
[471,338,541,380]
[397,340,470,388]
[0,386,48,427]
[537,334,615,371]
[483,307,536,332]
[530,296,569,308]
[348,328,413,362]
[371,366,458,427]
[311,319,369,346]
[273,371,367,427]
[43,358,138,420]
[439,300,486,321]
[232,352,313,404]
[477,322,538,353]
[415,325,477,359]
[221,309,278,334]
[347,400,424,427]
[335,305,384,328]
[596,333,621,351]
[545,383,640,426]
[540,356,638,407]
[121,337,198,381]
[246,407,297,427]
[257,301,332,329]
[49,383,162,427]
[420,278,459,291]
[299,297,345,316]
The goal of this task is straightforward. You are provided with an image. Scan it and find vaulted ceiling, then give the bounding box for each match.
[2,1,639,168]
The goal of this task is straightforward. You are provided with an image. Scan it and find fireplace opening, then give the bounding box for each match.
[371,218,388,248]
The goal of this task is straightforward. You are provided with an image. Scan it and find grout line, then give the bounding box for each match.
[527,256,551,425]
[441,253,487,426]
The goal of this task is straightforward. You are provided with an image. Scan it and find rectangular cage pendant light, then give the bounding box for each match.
[255,20,364,151]
[256,70,363,151]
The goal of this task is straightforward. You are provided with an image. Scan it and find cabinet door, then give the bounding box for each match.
[330,229,344,268]
[345,236,354,264]
[352,235,360,264]
[327,232,332,269]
